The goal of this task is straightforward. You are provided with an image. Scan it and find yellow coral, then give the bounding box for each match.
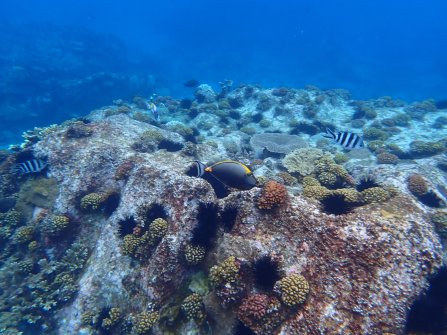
[334,188,361,204]
[181,293,205,323]
[275,274,309,307]
[134,311,159,334]
[184,244,206,265]
[209,256,240,287]
[360,187,390,204]
[13,226,34,244]
[80,193,105,211]
[102,307,121,329]
[303,185,330,200]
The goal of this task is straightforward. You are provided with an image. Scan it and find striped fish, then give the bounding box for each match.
[324,128,364,149]
[12,159,47,174]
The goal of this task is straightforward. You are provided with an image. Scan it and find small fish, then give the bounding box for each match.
[193,160,257,190]
[147,101,159,121]
[12,159,47,174]
[324,128,364,149]
[184,79,200,88]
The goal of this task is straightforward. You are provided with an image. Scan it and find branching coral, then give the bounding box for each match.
[41,214,70,236]
[257,181,288,210]
[282,148,325,176]
[209,256,245,307]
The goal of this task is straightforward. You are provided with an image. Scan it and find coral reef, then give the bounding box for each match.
[1,84,446,335]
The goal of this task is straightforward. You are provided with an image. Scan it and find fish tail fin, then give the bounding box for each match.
[194,161,206,177]
[323,128,336,139]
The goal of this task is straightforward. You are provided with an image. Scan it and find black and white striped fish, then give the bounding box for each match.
[324,128,364,149]
[12,159,47,174]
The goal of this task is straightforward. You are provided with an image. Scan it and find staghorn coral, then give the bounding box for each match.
[257,180,288,210]
[181,293,205,324]
[237,294,283,335]
[134,311,160,335]
[184,244,206,265]
[407,174,429,196]
[274,274,309,307]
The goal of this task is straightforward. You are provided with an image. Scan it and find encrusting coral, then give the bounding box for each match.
[237,294,283,335]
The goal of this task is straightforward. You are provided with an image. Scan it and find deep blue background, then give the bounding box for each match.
[1,0,446,146]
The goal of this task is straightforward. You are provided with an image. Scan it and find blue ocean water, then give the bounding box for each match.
[0,0,446,146]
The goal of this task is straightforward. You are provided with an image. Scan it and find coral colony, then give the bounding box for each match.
[0,83,447,335]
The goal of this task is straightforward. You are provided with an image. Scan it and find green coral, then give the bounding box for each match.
[80,193,106,211]
[274,274,309,307]
[333,152,349,164]
[314,157,353,188]
[184,244,206,265]
[209,256,240,288]
[181,293,205,323]
[360,187,391,204]
[17,177,59,209]
[122,234,142,256]
[41,215,70,236]
[134,311,159,334]
[317,172,338,188]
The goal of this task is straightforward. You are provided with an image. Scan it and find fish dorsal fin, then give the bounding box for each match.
[209,160,252,175]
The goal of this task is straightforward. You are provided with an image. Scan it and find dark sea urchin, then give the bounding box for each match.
[356,175,380,192]
[320,193,354,215]
[252,255,282,291]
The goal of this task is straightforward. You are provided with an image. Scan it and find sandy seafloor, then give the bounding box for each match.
[0,83,446,335]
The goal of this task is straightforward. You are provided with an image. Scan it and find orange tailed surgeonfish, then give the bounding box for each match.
[194,160,257,190]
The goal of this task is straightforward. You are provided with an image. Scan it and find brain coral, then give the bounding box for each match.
[257,180,288,210]
[250,133,308,155]
[274,274,309,307]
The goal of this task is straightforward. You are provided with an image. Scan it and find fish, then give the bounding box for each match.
[193,160,257,190]
[12,159,47,174]
[184,79,200,88]
[323,128,364,149]
[147,101,159,121]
